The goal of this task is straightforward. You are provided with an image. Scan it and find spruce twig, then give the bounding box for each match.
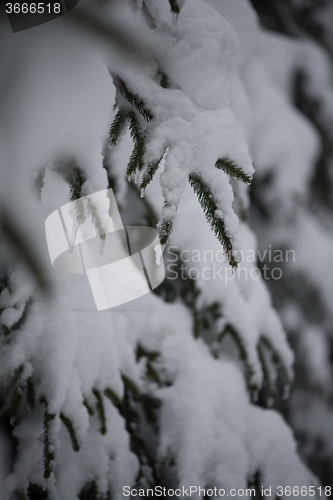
[66,162,85,202]
[112,75,153,122]
[108,108,128,146]
[3,365,24,401]
[126,131,146,178]
[218,323,255,389]
[189,173,238,267]
[258,341,276,401]
[157,217,173,247]
[140,153,165,190]
[260,336,292,387]
[83,398,95,416]
[157,69,169,89]
[215,157,252,185]
[127,111,142,144]
[142,1,157,29]
[26,378,35,411]
[60,413,80,452]
[93,389,107,435]
[169,0,180,14]
[42,406,56,480]
[104,388,122,407]
[8,385,23,423]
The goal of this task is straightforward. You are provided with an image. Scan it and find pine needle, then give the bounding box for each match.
[108,108,128,146]
[60,413,80,452]
[215,157,252,185]
[189,173,239,267]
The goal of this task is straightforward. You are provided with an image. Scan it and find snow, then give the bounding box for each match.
[108,0,254,254]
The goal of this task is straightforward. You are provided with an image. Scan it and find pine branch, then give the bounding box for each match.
[127,111,143,145]
[3,364,24,401]
[28,484,48,500]
[8,385,23,423]
[26,378,35,411]
[157,69,169,89]
[93,389,107,435]
[83,398,95,416]
[260,336,292,388]
[66,162,106,248]
[35,166,46,200]
[215,157,252,185]
[104,388,122,407]
[42,407,56,480]
[108,108,128,147]
[135,345,162,386]
[112,74,153,122]
[218,323,255,391]
[157,217,173,247]
[60,413,80,452]
[188,173,238,268]
[169,0,180,14]
[136,344,160,362]
[1,324,11,337]
[126,131,146,178]
[146,363,161,386]
[142,1,157,29]
[258,341,276,401]
[140,153,165,190]
[140,394,161,427]
[121,374,140,400]
[79,481,99,500]
[65,161,85,202]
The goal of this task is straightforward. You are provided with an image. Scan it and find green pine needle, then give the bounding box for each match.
[142,1,157,29]
[60,413,80,452]
[121,374,140,400]
[260,336,292,387]
[258,342,276,400]
[93,389,107,435]
[113,75,153,122]
[140,154,164,190]
[66,162,85,202]
[169,0,180,14]
[219,323,255,391]
[1,325,11,336]
[43,408,56,479]
[83,398,95,416]
[108,108,128,147]
[104,388,122,407]
[8,385,23,421]
[126,133,146,178]
[3,364,24,400]
[215,157,252,185]
[127,111,142,144]
[158,218,173,247]
[26,378,35,411]
[189,173,238,268]
[157,69,169,89]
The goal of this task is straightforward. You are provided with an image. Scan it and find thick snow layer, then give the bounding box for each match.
[206,0,333,478]
[109,0,253,253]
